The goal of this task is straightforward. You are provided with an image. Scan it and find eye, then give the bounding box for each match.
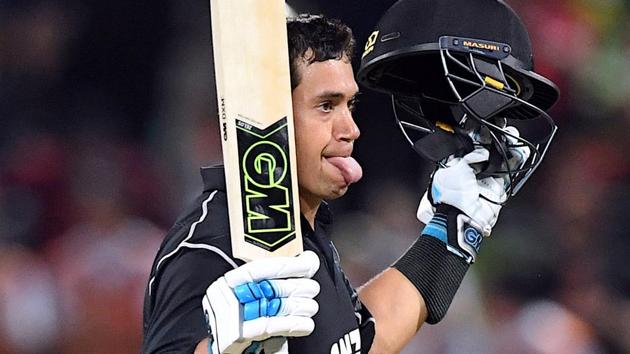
[318,101,333,113]
[348,97,359,112]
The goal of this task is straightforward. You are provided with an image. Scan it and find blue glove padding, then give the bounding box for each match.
[234,281,281,320]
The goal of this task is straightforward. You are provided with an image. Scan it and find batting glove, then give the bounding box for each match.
[417,126,530,228]
[416,127,530,262]
[202,251,320,354]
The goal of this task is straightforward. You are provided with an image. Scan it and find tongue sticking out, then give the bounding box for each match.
[327,156,363,185]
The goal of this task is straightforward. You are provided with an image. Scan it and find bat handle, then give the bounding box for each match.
[264,337,289,354]
[245,338,288,354]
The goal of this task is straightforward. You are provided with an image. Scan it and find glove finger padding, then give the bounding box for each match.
[431,148,488,208]
[478,176,505,203]
[504,126,531,171]
[224,251,320,287]
[474,177,504,234]
[275,297,319,317]
[460,146,490,165]
[245,297,319,320]
[240,286,320,320]
[266,278,320,298]
[243,297,319,320]
[243,316,315,340]
[417,191,435,225]
[233,278,320,304]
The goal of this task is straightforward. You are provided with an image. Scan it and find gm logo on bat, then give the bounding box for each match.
[236,117,297,252]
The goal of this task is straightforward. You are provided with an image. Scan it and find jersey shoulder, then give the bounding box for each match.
[158,189,234,261]
[146,188,241,298]
[142,188,241,353]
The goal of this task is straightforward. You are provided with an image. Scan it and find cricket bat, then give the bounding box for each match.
[210,0,302,262]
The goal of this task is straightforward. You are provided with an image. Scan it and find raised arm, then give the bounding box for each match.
[359,140,529,353]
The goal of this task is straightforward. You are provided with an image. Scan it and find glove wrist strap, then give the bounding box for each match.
[394,236,469,324]
[432,205,483,263]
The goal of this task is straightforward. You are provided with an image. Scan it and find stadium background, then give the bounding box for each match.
[1,0,628,352]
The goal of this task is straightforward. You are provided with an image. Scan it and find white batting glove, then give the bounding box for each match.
[503,126,531,173]
[202,251,320,354]
[427,147,503,236]
[417,126,531,236]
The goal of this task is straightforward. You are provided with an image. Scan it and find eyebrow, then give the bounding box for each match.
[315,90,360,101]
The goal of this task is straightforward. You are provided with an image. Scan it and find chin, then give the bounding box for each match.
[325,184,349,200]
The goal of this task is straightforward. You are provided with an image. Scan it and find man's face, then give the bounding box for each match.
[292,55,361,206]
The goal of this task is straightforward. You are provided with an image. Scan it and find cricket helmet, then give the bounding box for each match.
[357,0,559,202]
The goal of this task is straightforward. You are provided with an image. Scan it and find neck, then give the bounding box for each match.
[299,193,321,230]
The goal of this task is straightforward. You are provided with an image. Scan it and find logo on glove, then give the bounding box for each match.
[464,226,482,252]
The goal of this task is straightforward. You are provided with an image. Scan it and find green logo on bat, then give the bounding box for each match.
[236,117,296,251]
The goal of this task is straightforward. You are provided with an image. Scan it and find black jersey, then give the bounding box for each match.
[142,166,375,354]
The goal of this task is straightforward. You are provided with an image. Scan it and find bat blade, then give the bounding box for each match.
[210,0,302,261]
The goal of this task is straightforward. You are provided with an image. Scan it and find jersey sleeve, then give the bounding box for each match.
[142,248,235,354]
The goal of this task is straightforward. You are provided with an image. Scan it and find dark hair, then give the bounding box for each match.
[287,14,355,90]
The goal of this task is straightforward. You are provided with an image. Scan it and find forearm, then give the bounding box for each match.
[359,212,472,352]
[194,339,208,354]
[358,268,428,354]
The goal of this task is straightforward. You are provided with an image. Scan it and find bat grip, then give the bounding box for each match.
[246,338,288,354]
[264,337,289,353]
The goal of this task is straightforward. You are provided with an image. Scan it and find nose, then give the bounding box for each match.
[335,109,360,143]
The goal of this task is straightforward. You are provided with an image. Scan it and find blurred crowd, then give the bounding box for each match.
[0,0,628,353]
